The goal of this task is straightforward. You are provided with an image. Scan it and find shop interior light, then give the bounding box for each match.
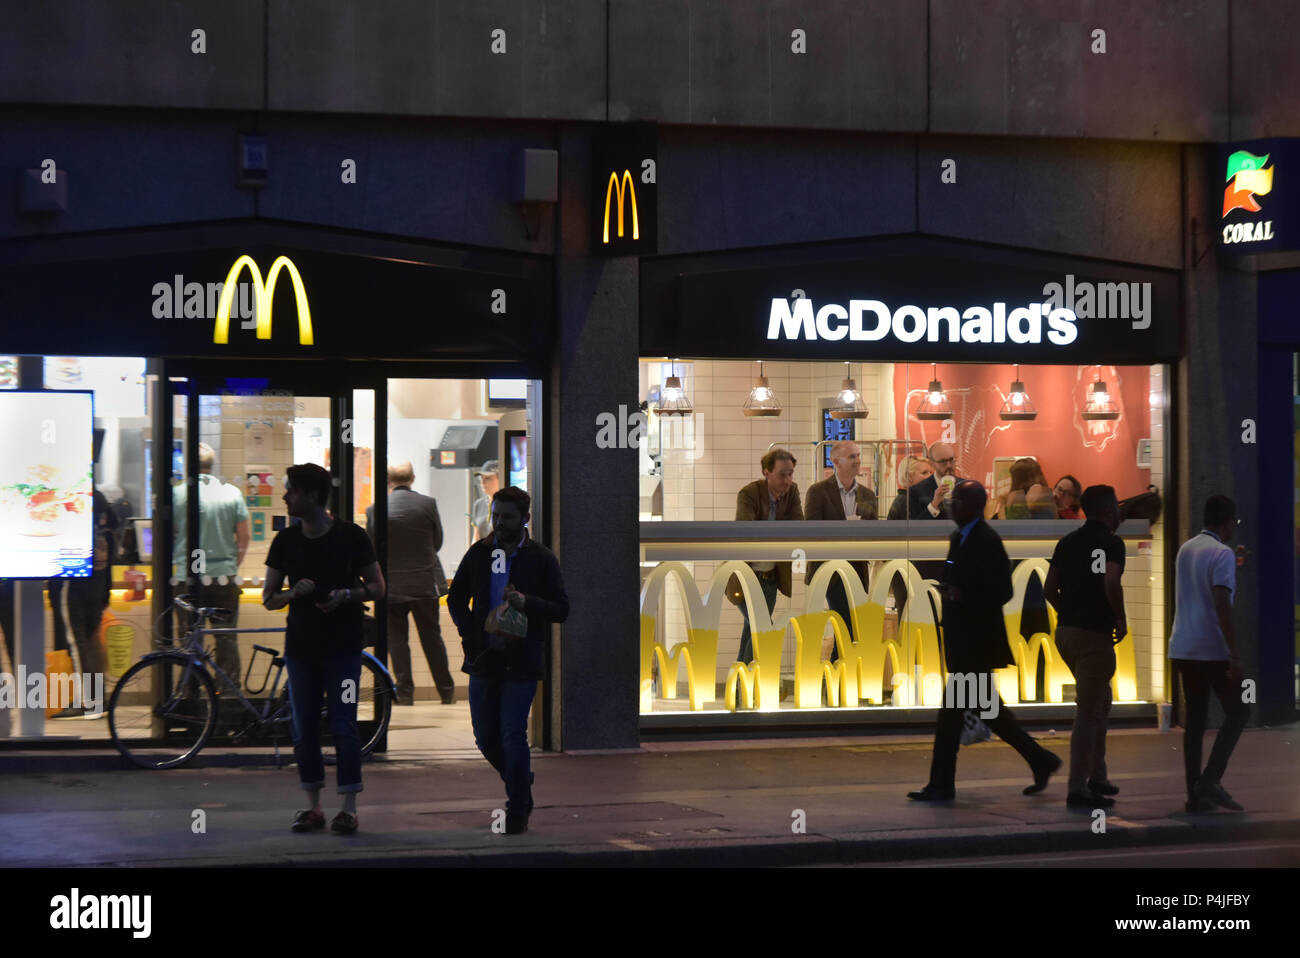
[829,362,869,420]
[1082,372,1119,420]
[998,365,1038,421]
[652,359,693,416]
[742,360,782,417]
[915,363,953,420]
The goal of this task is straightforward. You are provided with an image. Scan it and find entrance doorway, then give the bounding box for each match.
[158,362,546,756]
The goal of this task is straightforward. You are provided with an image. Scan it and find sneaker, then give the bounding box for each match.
[291,808,325,832]
[1195,782,1244,811]
[330,811,359,834]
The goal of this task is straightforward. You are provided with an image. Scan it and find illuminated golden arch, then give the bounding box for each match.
[213,254,314,346]
[639,558,947,712]
[1002,559,1137,703]
[602,170,639,243]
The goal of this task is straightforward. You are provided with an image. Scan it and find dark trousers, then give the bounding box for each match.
[737,575,779,664]
[468,675,537,816]
[175,581,241,686]
[64,571,108,677]
[927,675,1054,791]
[1174,658,1249,797]
[286,652,364,794]
[387,596,455,702]
[824,575,862,665]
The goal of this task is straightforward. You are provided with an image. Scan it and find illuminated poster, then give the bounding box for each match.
[0,391,94,578]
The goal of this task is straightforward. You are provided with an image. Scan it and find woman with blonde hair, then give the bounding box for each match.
[887,456,934,520]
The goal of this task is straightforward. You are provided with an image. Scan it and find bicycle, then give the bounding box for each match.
[108,594,396,770]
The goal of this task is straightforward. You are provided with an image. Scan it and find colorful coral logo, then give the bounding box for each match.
[1223,150,1273,218]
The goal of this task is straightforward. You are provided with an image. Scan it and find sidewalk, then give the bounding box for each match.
[1,726,1296,867]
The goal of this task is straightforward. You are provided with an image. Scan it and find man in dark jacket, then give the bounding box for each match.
[804,440,876,664]
[907,480,1062,801]
[448,485,568,834]
[366,461,455,705]
[733,448,803,664]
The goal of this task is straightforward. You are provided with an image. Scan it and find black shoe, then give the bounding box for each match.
[1066,791,1115,808]
[1185,794,1216,813]
[439,691,456,705]
[907,785,955,801]
[1023,752,1063,794]
[1087,778,1120,796]
[505,814,529,835]
[395,696,415,707]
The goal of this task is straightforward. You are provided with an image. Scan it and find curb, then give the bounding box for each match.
[54,813,1300,869]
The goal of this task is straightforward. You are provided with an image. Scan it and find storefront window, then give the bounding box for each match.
[637,359,1167,718]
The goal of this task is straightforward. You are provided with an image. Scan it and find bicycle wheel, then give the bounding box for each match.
[109,653,217,769]
[353,653,395,756]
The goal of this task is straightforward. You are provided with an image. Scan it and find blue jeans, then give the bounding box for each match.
[737,575,779,664]
[286,653,364,794]
[468,675,537,816]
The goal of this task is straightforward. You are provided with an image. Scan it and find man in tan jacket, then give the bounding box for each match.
[804,440,877,663]
[733,448,803,663]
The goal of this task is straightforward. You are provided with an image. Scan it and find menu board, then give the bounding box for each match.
[0,391,94,578]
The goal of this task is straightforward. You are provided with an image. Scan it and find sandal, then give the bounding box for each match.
[291,808,325,832]
[330,811,359,834]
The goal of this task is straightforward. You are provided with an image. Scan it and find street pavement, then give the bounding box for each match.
[1,726,1297,868]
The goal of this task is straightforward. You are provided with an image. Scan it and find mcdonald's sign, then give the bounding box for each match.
[593,124,657,255]
[212,254,314,346]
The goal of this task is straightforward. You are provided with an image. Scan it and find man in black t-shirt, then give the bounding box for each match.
[263,463,386,835]
[1044,485,1127,809]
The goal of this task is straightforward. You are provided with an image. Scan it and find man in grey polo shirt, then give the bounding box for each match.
[173,443,250,686]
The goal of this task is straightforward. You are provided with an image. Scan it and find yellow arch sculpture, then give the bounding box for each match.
[1004,559,1137,703]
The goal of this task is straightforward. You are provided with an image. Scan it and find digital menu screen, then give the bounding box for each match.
[0,391,94,578]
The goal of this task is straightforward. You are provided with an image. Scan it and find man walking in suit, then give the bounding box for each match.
[366,461,456,705]
[734,449,803,664]
[908,480,1062,801]
[804,440,877,664]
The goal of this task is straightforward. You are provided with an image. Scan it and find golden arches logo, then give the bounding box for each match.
[212,255,314,346]
[639,558,1137,712]
[602,170,639,244]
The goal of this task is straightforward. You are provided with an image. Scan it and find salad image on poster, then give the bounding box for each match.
[0,391,94,578]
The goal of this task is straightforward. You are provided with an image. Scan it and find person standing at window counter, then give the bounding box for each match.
[908,443,962,520]
[263,463,386,835]
[1043,485,1126,808]
[173,443,250,687]
[1168,495,1250,813]
[733,449,803,664]
[1053,475,1084,520]
[804,441,876,664]
[448,486,569,835]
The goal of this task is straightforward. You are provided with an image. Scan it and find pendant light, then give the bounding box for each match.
[828,362,869,420]
[742,360,782,416]
[652,359,693,416]
[1082,368,1119,421]
[998,365,1038,421]
[915,363,953,420]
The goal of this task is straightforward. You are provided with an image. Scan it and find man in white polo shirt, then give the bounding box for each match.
[1168,495,1250,813]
